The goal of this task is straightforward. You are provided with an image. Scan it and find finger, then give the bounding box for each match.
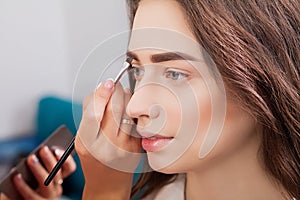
[53,147,76,178]
[94,79,115,122]
[0,193,10,200]
[27,154,49,185]
[13,173,41,200]
[118,88,134,140]
[27,154,63,198]
[102,82,126,138]
[77,79,115,139]
[102,85,141,154]
[39,146,63,185]
[123,88,141,151]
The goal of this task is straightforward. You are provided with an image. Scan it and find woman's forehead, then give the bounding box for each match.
[127,28,202,62]
[131,0,195,40]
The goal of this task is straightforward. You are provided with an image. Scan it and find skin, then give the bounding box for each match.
[75,0,286,199]
[0,146,76,200]
[75,81,141,199]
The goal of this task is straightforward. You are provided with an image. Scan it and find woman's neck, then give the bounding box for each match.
[185,141,285,200]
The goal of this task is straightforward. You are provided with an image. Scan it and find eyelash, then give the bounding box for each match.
[165,69,189,81]
[132,66,144,81]
[131,66,189,81]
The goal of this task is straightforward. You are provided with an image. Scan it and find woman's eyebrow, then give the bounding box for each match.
[126,51,139,62]
[126,51,200,63]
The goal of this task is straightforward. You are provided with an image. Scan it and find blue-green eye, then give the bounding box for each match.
[165,70,188,80]
[132,67,144,81]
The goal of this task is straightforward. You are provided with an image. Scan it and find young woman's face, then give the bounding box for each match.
[126,0,259,173]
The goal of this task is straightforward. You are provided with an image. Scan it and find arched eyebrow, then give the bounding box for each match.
[126,51,200,63]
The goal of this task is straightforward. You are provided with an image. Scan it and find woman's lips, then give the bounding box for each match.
[142,136,173,152]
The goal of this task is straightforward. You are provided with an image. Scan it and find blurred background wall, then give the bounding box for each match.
[0,0,129,140]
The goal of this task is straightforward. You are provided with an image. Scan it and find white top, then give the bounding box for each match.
[141,174,185,200]
[140,174,297,200]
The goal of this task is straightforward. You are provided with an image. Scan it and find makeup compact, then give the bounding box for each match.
[0,126,73,200]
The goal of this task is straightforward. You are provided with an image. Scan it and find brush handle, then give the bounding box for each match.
[44,137,75,186]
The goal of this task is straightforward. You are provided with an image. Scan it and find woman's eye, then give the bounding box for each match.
[165,70,188,81]
[132,67,144,81]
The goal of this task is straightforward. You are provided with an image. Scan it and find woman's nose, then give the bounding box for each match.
[126,85,160,126]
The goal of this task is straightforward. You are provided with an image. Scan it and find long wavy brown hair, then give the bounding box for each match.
[127,0,300,199]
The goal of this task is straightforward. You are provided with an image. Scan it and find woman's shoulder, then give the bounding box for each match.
[141,174,186,200]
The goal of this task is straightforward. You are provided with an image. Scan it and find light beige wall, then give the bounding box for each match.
[0,0,129,140]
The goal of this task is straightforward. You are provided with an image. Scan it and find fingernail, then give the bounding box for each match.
[104,79,113,89]
[31,154,39,164]
[57,179,63,185]
[54,148,63,157]
[125,88,131,94]
[44,145,51,154]
[16,173,22,181]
